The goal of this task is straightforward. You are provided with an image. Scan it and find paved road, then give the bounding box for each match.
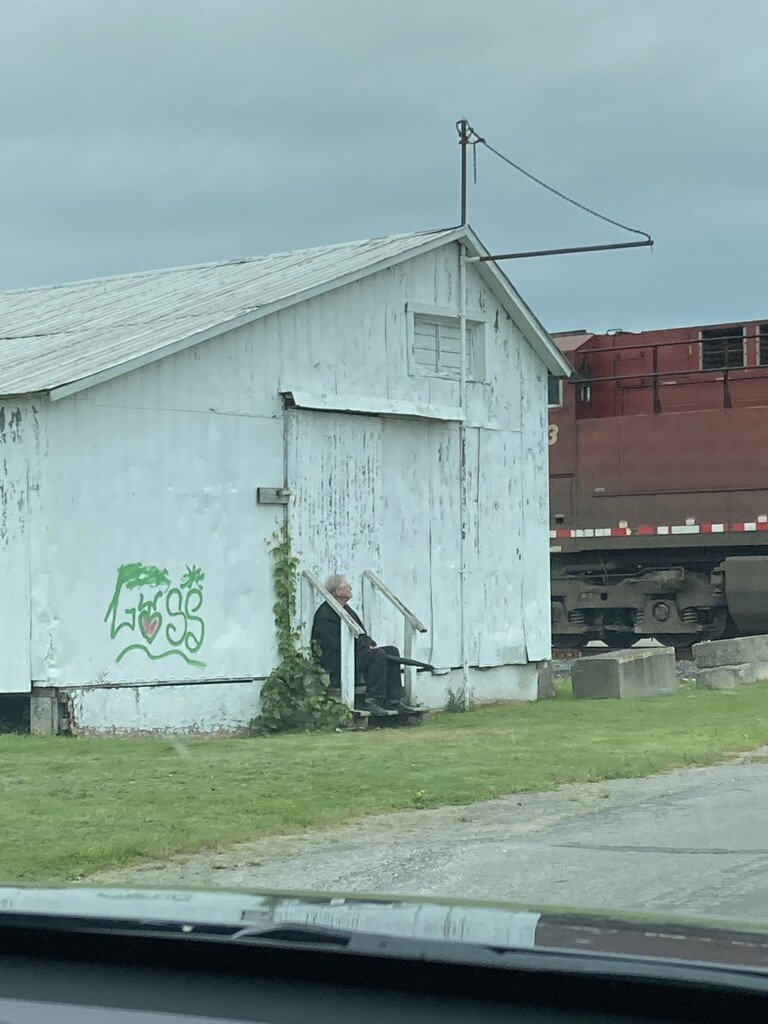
[95,758,768,924]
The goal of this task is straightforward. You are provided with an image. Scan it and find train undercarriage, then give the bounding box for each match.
[551,547,768,653]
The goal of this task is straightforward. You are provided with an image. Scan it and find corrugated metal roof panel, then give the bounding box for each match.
[0,228,459,395]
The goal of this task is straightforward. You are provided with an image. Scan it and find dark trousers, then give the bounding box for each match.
[356,645,405,705]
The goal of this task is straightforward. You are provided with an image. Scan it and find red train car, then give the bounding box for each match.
[548,318,768,650]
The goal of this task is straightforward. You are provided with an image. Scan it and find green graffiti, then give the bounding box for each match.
[115,645,206,669]
[105,562,206,668]
[180,565,205,589]
[104,563,171,638]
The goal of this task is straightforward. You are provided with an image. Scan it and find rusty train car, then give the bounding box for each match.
[548,318,768,650]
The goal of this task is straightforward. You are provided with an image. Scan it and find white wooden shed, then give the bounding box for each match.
[0,226,570,735]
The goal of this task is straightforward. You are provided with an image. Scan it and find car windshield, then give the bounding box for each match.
[1,0,767,977]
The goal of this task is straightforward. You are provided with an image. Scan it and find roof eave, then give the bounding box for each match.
[460,227,573,378]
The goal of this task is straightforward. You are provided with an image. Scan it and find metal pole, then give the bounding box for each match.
[456,119,470,693]
[652,345,661,414]
[468,239,653,262]
[457,119,469,225]
[459,244,469,694]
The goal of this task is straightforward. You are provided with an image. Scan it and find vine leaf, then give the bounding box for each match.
[252,524,352,734]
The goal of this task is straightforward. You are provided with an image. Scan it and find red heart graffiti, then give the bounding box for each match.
[139,612,161,642]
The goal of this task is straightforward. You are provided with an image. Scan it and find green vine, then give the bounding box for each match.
[252,523,352,734]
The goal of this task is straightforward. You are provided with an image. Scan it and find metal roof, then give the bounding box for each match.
[0,229,462,396]
[0,225,570,397]
[551,331,595,354]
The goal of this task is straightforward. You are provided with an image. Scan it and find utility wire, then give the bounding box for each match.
[468,126,651,244]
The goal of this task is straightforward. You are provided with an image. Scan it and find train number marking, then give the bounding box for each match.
[548,425,559,446]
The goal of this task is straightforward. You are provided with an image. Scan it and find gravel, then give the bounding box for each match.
[88,758,768,923]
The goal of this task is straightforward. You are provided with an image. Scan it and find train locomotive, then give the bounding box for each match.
[548,318,768,652]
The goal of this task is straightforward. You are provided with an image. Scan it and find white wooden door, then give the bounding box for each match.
[379,419,462,667]
[285,409,383,630]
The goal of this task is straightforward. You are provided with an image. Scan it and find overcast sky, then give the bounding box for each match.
[2,0,766,332]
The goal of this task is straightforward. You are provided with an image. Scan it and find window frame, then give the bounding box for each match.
[547,373,563,408]
[406,304,488,383]
[758,324,768,366]
[699,325,746,371]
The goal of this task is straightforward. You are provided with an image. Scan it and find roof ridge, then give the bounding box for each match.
[2,227,458,297]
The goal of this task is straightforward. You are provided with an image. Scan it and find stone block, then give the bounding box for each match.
[30,692,57,735]
[696,663,768,690]
[537,662,555,700]
[693,634,768,670]
[29,687,67,735]
[571,647,678,700]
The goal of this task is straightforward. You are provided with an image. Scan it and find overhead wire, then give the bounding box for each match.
[466,125,652,244]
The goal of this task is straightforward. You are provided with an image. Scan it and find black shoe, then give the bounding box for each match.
[364,699,398,717]
[387,699,421,714]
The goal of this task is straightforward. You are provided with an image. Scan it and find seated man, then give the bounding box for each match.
[311,574,418,716]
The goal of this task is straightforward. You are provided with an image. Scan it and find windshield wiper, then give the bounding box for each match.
[230,924,352,947]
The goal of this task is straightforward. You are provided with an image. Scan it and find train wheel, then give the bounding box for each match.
[552,635,589,650]
[603,634,637,649]
[655,634,697,654]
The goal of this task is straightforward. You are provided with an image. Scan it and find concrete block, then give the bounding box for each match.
[30,691,58,735]
[696,663,768,690]
[693,634,768,669]
[571,647,678,700]
[537,662,555,700]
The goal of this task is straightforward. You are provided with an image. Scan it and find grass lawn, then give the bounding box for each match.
[1,679,767,884]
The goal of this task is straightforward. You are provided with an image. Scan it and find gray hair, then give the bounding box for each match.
[324,574,348,595]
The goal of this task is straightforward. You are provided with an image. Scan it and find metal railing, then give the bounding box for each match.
[571,330,768,415]
[300,570,363,711]
[362,570,428,700]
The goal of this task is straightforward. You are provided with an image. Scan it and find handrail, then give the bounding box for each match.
[301,570,364,638]
[300,570,361,713]
[362,570,429,702]
[301,570,429,712]
[362,570,428,633]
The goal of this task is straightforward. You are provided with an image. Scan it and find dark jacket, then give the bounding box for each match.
[311,601,375,669]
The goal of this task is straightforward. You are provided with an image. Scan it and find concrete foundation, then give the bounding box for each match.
[693,635,768,690]
[30,688,68,735]
[415,664,538,709]
[64,680,260,737]
[571,647,678,700]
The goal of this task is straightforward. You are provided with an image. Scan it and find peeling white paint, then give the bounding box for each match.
[66,681,261,736]
[0,403,31,692]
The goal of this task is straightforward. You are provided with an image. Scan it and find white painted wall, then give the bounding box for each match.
[0,402,36,692]
[32,393,284,687]
[270,246,551,674]
[23,239,551,726]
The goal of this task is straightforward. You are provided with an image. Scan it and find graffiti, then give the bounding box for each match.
[105,562,206,668]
